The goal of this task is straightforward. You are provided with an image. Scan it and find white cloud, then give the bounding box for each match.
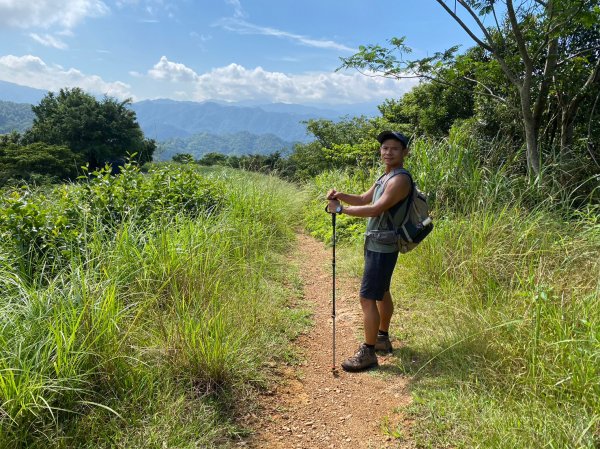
[29,33,68,50]
[189,32,212,51]
[0,0,109,29]
[144,57,417,105]
[190,32,212,42]
[57,29,75,37]
[225,0,245,18]
[0,54,134,100]
[216,18,356,53]
[115,0,176,19]
[148,56,199,82]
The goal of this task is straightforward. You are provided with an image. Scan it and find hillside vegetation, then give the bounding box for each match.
[0,162,308,448]
[0,100,34,134]
[156,131,295,161]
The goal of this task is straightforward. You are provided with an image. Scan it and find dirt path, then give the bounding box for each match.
[246,233,413,449]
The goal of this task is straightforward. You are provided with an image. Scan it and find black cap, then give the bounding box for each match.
[377,131,409,148]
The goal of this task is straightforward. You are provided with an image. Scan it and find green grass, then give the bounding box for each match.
[0,165,309,448]
[391,208,600,448]
[304,135,600,448]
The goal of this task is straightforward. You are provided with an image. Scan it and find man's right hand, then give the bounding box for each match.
[327,189,339,200]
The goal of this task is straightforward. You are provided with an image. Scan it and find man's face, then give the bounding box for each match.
[380,138,407,165]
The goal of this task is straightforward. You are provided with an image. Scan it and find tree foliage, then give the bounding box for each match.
[286,116,397,180]
[377,52,476,137]
[25,88,155,168]
[0,141,81,186]
[172,153,195,164]
[340,0,600,178]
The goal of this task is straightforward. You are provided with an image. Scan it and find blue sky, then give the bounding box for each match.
[0,0,481,106]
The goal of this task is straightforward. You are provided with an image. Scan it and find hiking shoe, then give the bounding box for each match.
[341,343,378,372]
[374,334,393,353]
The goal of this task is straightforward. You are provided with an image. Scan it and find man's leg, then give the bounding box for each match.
[341,297,379,372]
[374,291,394,353]
[360,297,380,345]
[377,291,394,332]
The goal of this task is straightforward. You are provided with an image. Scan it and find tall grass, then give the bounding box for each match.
[387,206,600,448]
[0,165,308,448]
[304,134,600,448]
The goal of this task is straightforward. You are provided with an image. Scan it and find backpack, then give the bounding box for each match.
[380,169,434,253]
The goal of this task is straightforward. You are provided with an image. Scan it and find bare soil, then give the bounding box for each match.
[245,233,414,449]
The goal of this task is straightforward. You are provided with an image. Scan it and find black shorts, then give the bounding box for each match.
[360,249,399,301]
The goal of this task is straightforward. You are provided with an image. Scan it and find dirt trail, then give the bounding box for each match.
[246,233,413,449]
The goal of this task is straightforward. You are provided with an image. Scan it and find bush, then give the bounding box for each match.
[0,162,225,279]
[0,141,82,187]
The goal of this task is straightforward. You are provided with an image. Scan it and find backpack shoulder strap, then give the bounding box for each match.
[381,168,412,189]
[381,168,414,230]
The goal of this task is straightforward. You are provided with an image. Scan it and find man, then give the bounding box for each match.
[327,131,412,372]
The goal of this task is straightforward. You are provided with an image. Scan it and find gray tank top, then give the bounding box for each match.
[365,168,411,253]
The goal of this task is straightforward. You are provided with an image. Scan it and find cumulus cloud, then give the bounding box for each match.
[0,54,133,100]
[144,57,417,105]
[216,18,356,53]
[148,56,199,82]
[0,0,109,29]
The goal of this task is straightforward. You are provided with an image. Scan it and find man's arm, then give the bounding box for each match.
[329,174,410,217]
[327,183,376,206]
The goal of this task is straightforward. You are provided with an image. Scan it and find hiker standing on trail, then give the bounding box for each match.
[326,131,412,372]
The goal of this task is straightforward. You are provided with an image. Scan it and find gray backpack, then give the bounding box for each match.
[393,169,433,253]
[368,169,433,253]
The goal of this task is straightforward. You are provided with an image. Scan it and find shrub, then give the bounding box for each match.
[0,162,225,279]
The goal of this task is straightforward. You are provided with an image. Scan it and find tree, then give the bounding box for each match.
[26,88,155,168]
[434,0,599,176]
[197,152,228,166]
[172,153,195,164]
[289,116,375,179]
[340,0,600,177]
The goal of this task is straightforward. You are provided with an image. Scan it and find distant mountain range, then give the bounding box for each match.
[130,99,320,142]
[0,80,48,105]
[0,80,380,157]
[156,131,295,161]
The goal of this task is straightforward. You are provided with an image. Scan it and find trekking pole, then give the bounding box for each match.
[331,210,337,373]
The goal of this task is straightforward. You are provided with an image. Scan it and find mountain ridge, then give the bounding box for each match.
[0,80,377,153]
[156,131,295,161]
